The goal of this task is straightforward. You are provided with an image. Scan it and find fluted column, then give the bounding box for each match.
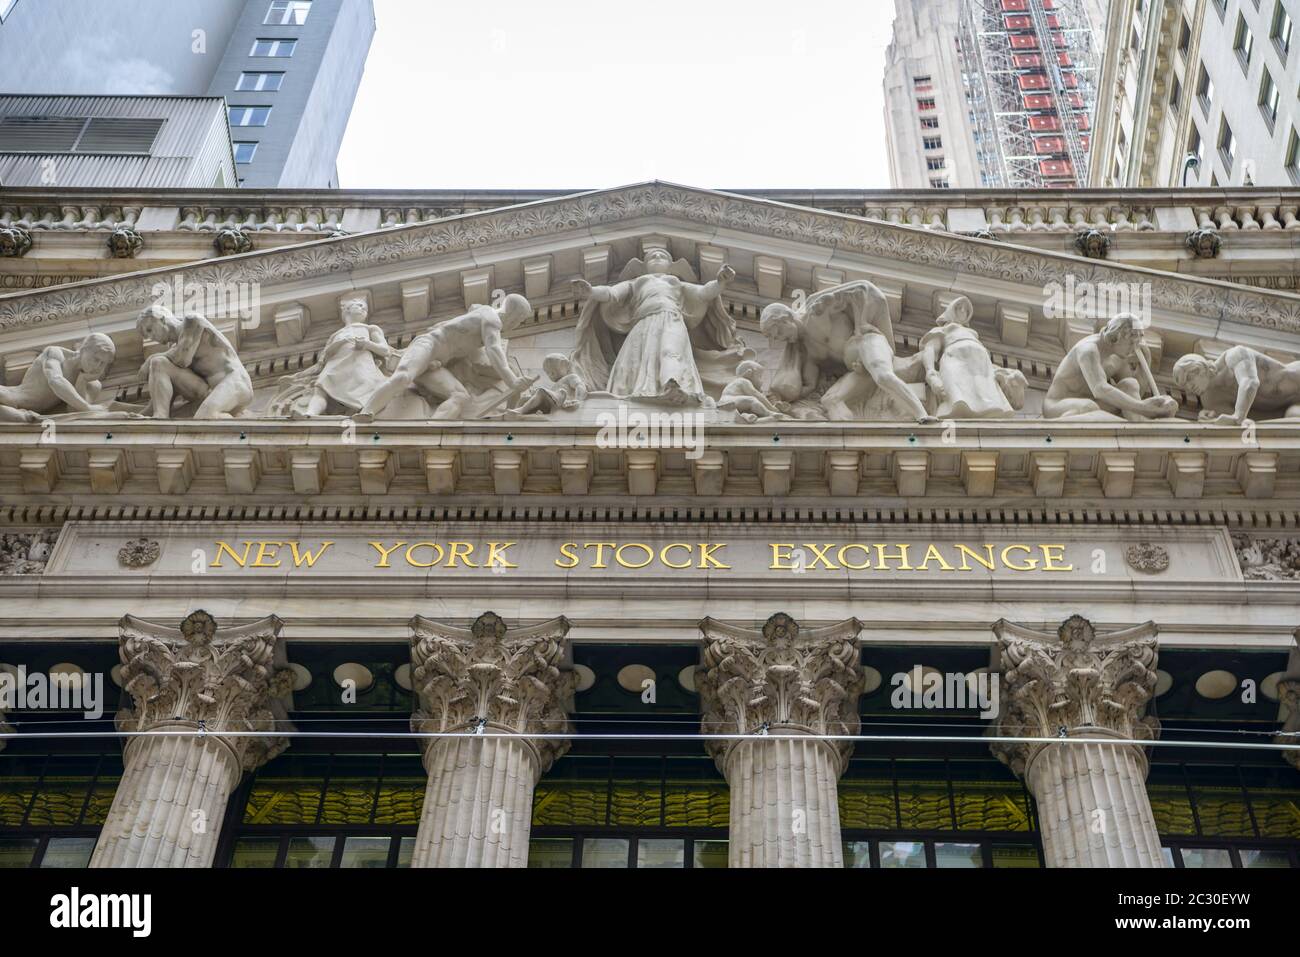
[698,613,864,868]
[992,615,1165,868]
[91,611,293,868]
[409,612,573,868]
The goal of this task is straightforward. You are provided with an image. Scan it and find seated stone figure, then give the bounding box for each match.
[510,353,588,415]
[919,296,1026,418]
[0,334,126,422]
[717,360,790,422]
[136,305,253,419]
[1043,314,1178,421]
[1172,346,1300,424]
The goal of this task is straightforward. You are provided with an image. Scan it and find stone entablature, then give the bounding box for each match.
[0,418,1294,502]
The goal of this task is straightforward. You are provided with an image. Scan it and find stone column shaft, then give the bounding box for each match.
[699,613,864,869]
[409,612,573,868]
[90,611,292,869]
[726,734,845,868]
[1026,731,1164,868]
[411,732,538,868]
[91,726,242,868]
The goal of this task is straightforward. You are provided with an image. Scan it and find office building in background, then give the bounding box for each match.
[1091,0,1300,188]
[0,0,374,187]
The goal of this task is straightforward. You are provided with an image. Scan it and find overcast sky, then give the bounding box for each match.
[336,0,898,191]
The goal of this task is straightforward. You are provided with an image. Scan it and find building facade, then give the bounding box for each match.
[885,0,1104,189]
[0,181,1298,869]
[0,0,375,187]
[1091,0,1300,188]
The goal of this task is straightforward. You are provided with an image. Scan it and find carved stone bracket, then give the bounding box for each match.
[1186,227,1222,259]
[0,224,33,257]
[213,226,253,257]
[107,225,144,259]
[1073,228,1112,259]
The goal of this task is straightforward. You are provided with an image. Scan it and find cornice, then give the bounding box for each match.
[3,181,1300,336]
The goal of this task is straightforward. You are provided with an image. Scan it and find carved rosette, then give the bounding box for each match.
[992,615,1160,776]
[1125,543,1170,574]
[409,611,575,774]
[117,537,160,569]
[213,226,253,256]
[117,610,294,770]
[698,613,865,773]
[0,224,33,258]
[106,225,144,258]
[1278,678,1300,771]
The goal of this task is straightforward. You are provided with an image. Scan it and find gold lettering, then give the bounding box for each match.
[584,542,616,569]
[954,544,996,572]
[698,543,730,569]
[1039,544,1073,571]
[1001,544,1038,571]
[874,543,914,570]
[485,542,517,568]
[405,542,445,568]
[210,541,253,568]
[250,541,282,568]
[917,544,955,571]
[660,543,693,569]
[616,543,654,569]
[769,543,796,570]
[554,542,579,569]
[287,541,333,567]
[369,541,407,568]
[445,541,478,568]
[837,544,872,570]
[803,543,839,570]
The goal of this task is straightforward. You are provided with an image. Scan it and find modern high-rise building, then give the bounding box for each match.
[0,0,374,187]
[885,0,1104,188]
[1090,0,1300,188]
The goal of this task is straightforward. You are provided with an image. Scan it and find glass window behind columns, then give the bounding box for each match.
[0,749,122,868]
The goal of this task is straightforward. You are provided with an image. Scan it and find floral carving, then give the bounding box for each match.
[698,613,864,773]
[0,529,59,575]
[117,537,160,568]
[1232,534,1300,580]
[1125,543,1170,574]
[409,611,574,773]
[992,615,1160,777]
[116,610,294,770]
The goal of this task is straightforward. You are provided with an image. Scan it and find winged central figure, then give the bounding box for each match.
[569,248,750,407]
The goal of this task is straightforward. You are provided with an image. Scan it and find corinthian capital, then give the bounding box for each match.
[409,612,574,773]
[698,613,864,773]
[117,610,294,770]
[992,615,1160,777]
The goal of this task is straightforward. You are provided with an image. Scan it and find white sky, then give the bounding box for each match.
[336,0,899,190]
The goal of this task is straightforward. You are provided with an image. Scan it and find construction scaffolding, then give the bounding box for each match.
[958,0,1098,188]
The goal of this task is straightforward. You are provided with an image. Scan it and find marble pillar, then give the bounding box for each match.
[992,615,1166,868]
[698,613,864,868]
[408,612,574,868]
[90,610,293,868]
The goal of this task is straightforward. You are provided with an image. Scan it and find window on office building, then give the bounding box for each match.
[1189,124,1204,164]
[922,136,943,150]
[1273,1,1294,56]
[265,0,311,25]
[237,71,284,92]
[1234,14,1255,68]
[233,142,258,164]
[250,38,297,57]
[929,178,951,188]
[1196,63,1214,110]
[917,97,936,111]
[926,157,945,171]
[1259,69,1281,124]
[1179,17,1192,55]
[920,117,940,129]
[1170,74,1182,112]
[1287,127,1300,182]
[229,106,272,127]
[1219,117,1237,165]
